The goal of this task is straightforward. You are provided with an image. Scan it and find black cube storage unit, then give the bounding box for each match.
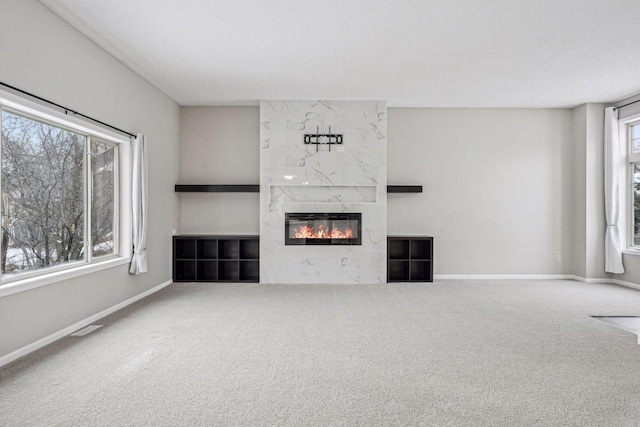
[387,236,433,282]
[173,235,260,282]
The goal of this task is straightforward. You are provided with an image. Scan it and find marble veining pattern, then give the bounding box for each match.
[270,185,378,203]
[260,100,387,284]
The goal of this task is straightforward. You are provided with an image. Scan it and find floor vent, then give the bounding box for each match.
[70,325,103,337]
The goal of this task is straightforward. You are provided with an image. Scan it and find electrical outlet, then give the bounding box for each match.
[556,255,561,263]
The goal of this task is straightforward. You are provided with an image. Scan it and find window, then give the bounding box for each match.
[0,109,119,280]
[627,120,640,248]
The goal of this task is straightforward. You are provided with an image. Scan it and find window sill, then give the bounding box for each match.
[0,256,130,298]
[622,249,640,257]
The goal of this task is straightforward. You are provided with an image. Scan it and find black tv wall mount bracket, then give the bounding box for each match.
[304,126,343,151]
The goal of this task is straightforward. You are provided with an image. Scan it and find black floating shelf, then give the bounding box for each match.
[387,185,422,193]
[175,185,422,193]
[175,185,260,193]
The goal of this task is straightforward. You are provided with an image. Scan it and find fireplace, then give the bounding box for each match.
[285,213,362,245]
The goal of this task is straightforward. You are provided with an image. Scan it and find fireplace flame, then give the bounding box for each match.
[293,224,354,239]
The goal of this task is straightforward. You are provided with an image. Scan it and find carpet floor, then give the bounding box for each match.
[2,279,640,426]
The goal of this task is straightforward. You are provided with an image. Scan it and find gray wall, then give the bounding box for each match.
[180,107,575,276]
[387,108,573,275]
[584,104,607,280]
[179,107,260,234]
[0,1,180,359]
[572,104,609,281]
[572,105,587,278]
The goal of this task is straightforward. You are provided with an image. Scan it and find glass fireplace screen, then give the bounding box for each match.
[285,213,362,245]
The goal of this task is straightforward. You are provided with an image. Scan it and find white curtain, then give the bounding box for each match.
[130,133,148,274]
[604,107,624,274]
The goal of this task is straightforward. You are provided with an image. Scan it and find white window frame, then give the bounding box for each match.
[88,137,120,262]
[619,112,640,255]
[0,88,131,298]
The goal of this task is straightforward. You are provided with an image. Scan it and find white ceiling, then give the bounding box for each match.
[39,0,640,108]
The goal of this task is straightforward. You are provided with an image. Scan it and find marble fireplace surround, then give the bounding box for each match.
[269,185,377,203]
[260,100,387,284]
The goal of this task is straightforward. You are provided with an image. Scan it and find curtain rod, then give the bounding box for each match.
[614,98,640,111]
[0,81,136,138]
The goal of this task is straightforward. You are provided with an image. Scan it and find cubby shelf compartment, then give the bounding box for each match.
[387,236,433,282]
[173,235,259,283]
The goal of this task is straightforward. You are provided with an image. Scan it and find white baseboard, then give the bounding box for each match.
[611,278,640,291]
[571,275,613,284]
[435,274,574,280]
[435,274,640,291]
[0,279,172,369]
[572,275,640,291]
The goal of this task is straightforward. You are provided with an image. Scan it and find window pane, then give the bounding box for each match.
[634,163,640,246]
[633,124,640,153]
[1,111,85,275]
[91,139,115,258]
